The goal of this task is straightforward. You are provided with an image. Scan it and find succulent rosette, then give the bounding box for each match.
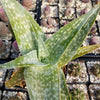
[0,0,100,100]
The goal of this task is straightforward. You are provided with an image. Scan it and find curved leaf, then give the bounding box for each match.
[1,0,49,89]
[45,5,100,67]
[0,0,50,89]
[0,0,47,57]
[0,50,47,69]
[72,44,100,60]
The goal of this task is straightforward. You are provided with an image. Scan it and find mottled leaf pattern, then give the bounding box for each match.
[5,67,25,88]
[37,36,49,63]
[0,0,49,88]
[24,65,71,100]
[45,6,100,67]
[0,50,47,69]
[60,69,71,100]
[72,44,100,60]
[1,0,47,56]
[0,0,100,100]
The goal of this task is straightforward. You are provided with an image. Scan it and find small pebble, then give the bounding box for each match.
[41,19,49,28]
[47,17,52,25]
[0,8,8,22]
[0,22,8,37]
[0,40,5,54]
[47,0,52,3]
[12,41,19,52]
[81,8,87,15]
[65,0,73,4]
[22,0,33,8]
[44,5,50,16]
[63,21,69,26]
[65,7,71,16]
[90,27,97,35]
[95,0,100,4]
[82,0,89,3]
[89,36,99,45]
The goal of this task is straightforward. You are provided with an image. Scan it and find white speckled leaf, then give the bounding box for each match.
[0,50,47,69]
[37,36,49,63]
[24,65,71,100]
[0,50,48,88]
[45,5,100,67]
[0,0,47,57]
[72,44,100,60]
[0,0,50,89]
[1,1,99,100]
[60,69,71,100]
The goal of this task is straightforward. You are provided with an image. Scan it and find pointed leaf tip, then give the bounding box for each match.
[0,0,47,55]
[72,44,100,60]
[45,5,100,68]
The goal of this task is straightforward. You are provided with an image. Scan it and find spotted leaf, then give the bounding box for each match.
[0,50,48,69]
[1,0,48,59]
[24,65,71,100]
[45,5,100,67]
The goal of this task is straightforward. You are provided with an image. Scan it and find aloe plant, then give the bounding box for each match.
[0,0,100,99]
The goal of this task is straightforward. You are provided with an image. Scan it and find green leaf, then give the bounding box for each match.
[5,67,25,88]
[24,65,71,100]
[1,50,48,88]
[37,36,49,63]
[1,1,99,100]
[60,69,71,100]
[0,0,47,56]
[0,50,48,69]
[45,5,100,67]
[72,44,100,60]
[0,0,49,90]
